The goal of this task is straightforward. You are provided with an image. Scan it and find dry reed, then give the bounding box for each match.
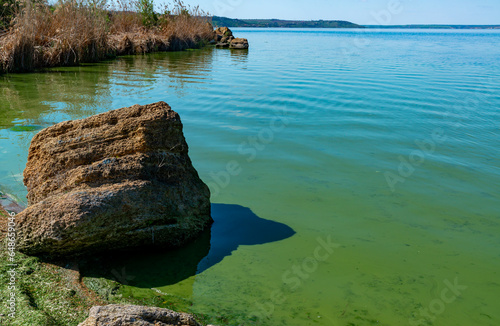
[0,0,214,73]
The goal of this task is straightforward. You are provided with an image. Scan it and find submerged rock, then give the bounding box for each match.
[78,305,201,326]
[17,101,212,258]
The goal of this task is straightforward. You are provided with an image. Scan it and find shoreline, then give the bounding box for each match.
[0,190,223,325]
[0,32,215,75]
[0,0,216,74]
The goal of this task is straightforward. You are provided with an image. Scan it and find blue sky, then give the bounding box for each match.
[170,0,500,25]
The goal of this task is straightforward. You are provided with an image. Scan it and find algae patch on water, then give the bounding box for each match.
[8,125,43,132]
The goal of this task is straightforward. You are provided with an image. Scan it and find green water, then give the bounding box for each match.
[1,29,500,325]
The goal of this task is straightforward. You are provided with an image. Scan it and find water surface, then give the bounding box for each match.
[1,28,499,325]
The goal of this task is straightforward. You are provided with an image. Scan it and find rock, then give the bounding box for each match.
[216,35,235,48]
[0,190,25,214]
[78,304,201,326]
[0,191,25,242]
[214,26,232,38]
[220,36,234,44]
[17,101,212,258]
[214,27,249,49]
[213,32,222,42]
[215,42,230,48]
[229,38,249,50]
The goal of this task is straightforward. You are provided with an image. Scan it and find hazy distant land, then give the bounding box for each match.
[212,16,500,29]
[365,25,500,29]
[211,16,363,28]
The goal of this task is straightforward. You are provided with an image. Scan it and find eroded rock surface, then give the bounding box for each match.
[78,305,201,326]
[17,101,212,258]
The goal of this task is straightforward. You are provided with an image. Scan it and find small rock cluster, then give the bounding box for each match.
[213,27,249,49]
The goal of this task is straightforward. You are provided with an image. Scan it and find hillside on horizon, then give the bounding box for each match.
[211,16,500,29]
[211,16,363,28]
[365,24,500,29]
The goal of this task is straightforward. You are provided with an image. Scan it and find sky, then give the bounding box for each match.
[170,0,500,25]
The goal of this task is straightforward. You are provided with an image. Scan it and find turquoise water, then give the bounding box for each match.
[1,28,500,325]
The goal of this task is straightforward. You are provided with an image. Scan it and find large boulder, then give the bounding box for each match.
[16,101,212,258]
[78,305,201,326]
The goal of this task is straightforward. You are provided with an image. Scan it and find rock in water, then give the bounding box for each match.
[229,38,249,50]
[17,102,212,258]
[214,26,233,38]
[78,305,201,326]
[214,26,249,49]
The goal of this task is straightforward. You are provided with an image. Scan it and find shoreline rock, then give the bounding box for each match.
[229,38,249,49]
[16,101,212,258]
[78,305,202,326]
[214,27,249,49]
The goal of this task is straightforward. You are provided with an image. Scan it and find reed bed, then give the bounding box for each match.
[0,0,214,73]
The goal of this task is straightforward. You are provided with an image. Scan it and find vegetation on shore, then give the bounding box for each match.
[0,250,232,325]
[211,16,363,28]
[0,0,214,74]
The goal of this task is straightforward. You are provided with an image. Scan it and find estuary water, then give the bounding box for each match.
[1,28,499,325]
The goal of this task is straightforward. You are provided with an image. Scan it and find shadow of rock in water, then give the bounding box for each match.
[79,203,295,288]
[197,203,295,273]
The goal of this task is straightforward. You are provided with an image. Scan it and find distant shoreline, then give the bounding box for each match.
[211,16,363,28]
[227,26,500,30]
[365,25,500,29]
[212,16,500,30]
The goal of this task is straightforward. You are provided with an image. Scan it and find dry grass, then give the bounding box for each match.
[0,0,214,73]
[158,2,214,50]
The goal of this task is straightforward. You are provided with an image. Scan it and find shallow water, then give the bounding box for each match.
[1,28,500,325]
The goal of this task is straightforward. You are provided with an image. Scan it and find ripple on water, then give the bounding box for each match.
[1,28,500,325]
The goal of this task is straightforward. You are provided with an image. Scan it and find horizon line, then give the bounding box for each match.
[213,16,500,26]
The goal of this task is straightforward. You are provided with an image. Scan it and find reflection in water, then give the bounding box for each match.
[80,204,295,289]
[229,49,249,64]
[0,47,217,131]
[110,48,215,79]
[109,48,215,97]
[1,68,113,128]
